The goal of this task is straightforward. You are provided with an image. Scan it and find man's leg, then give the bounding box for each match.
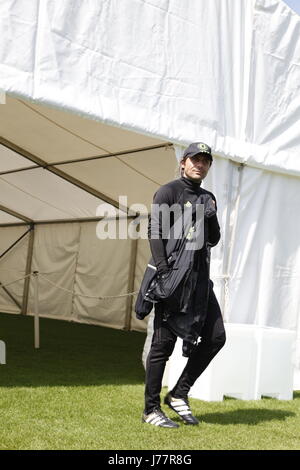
[170,289,226,400]
[144,310,177,414]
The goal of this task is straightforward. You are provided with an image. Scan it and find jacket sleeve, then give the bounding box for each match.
[207,214,221,246]
[148,185,173,273]
[207,194,221,246]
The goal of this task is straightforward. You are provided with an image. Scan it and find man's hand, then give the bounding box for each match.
[201,195,217,219]
[157,268,172,281]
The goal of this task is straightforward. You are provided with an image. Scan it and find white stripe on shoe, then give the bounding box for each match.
[171,401,191,413]
[173,404,190,411]
[150,416,164,425]
[172,406,191,415]
[164,393,199,425]
[171,399,187,406]
[178,410,191,416]
[168,398,194,416]
[145,412,169,426]
[145,414,158,423]
[143,409,179,428]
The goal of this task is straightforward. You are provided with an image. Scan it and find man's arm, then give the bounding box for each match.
[207,214,221,246]
[147,186,172,273]
[206,194,221,246]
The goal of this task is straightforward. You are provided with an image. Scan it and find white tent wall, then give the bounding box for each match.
[24,221,136,330]
[71,222,133,329]
[0,221,139,331]
[246,0,300,173]
[27,223,81,322]
[202,157,300,384]
[226,167,300,331]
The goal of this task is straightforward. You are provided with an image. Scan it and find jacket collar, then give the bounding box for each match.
[180,176,202,189]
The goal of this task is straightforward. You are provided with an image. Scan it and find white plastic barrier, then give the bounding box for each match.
[143,321,296,400]
[255,326,295,399]
[293,369,300,390]
[166,324,296,401]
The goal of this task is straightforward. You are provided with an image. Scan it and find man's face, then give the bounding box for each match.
[181,154,211,182]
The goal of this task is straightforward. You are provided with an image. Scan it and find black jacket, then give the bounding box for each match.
[135,177,220,350]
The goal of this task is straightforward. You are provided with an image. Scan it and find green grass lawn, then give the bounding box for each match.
[0,312,299,450]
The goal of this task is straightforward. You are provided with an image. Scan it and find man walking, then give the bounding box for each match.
[136,142,226,428]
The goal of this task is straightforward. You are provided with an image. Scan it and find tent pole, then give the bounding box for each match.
[0,143,173,171]
[0,340,6,365]
[33,271,40,349]
[0,215,146,228]
[0,223,28,228]
[21,224,35,315]
[124,237,138,331]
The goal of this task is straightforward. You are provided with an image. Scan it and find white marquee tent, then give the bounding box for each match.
[0,0,300,387]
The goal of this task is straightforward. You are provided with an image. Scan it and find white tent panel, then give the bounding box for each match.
[117,147,178,187]
[1,0,300,175]
[27,223,81,320]
[248,0,300,158]
[0,210,23,224]
[227,167,300,329]
[0,168,113,221]
[201,156,235,308]
[0,96,168,163]
[60,147,175,211]
[202,156,300,374]
[72,223,132,329]
[0,95,175,215]
[0,96,101,161]
[24,222,136,330]
[0,226,29,313]
[0,144,37,172]
[23,100,167,155]
[0,0,38,93]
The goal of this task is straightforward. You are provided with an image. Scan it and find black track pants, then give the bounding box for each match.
[144,289,226,414]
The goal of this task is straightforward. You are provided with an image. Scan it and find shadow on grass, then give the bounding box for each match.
[198,408,296,425]
[0,313,146,387]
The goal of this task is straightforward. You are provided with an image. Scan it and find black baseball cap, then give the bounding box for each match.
[182,142,213,161]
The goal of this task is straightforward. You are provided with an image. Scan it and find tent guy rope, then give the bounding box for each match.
[0,271,139,349]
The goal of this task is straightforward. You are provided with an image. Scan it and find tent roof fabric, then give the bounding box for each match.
[0,209,22,224]
[1,0,299,225]
[0,96,176,224]
[1,0,300,178]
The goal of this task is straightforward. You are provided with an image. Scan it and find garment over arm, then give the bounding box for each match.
[147,177,221,272]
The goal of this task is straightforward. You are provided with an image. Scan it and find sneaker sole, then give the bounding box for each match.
[142,418,179,428]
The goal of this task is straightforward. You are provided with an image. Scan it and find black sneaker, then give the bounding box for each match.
[142,408,179,428]
[164,392,199,425]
